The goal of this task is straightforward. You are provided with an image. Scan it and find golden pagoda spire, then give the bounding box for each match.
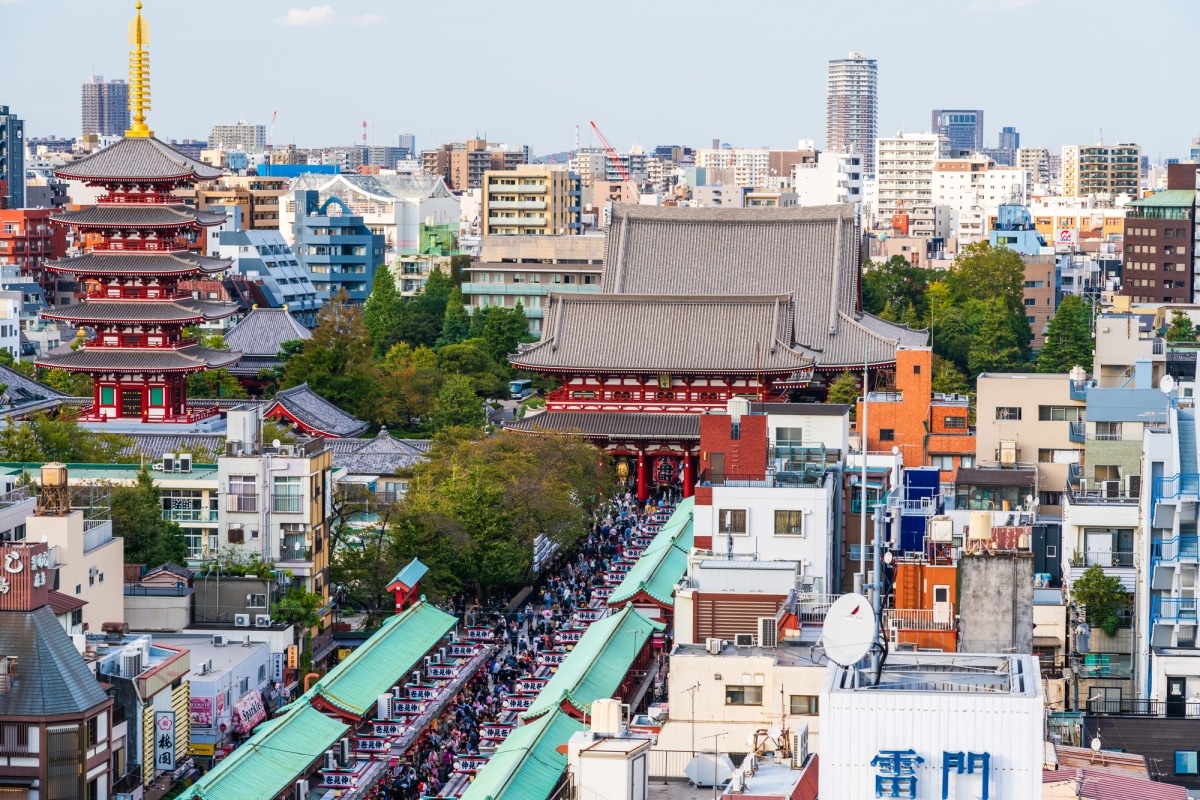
[125,1,153,138]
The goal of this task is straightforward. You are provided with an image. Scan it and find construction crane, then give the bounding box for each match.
[589,120,636,196]
[266,110,277,153]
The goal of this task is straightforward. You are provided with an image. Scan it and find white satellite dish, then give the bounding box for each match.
[272,438,281,449]
[1090,736,1102,752]
[820,593,877,667]
[1161,374,1176,395]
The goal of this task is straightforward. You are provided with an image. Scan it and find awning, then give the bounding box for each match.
[1033,636,1062,648]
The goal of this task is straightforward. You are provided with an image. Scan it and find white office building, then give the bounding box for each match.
[932,155,1032,242]
[792,151,864,206]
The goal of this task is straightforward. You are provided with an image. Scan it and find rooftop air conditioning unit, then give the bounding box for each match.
[1126,474,1141,498]
[163,453,176,473]
[929,516,954,543]
[1102,480,1120,498]
[705,637,722,655]
[735,633,756,648]
[998,440,1017,467]
[179,453,192,473]
[323,750,337,771]
[212,635,227,647]
[294,779,308,800]
[234,614,251,628]
[758,617,778,648]
[255,615,272,628]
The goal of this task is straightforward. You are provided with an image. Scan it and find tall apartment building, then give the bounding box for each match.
[481,165,581,236]
[397,133,416,160]
[290,189,385,302]
[826,52,878,176]
[1121,191,1196,304]
[932,154,1032,241]
[421,139,527,191]
[0,106,24,209]
[791,151,864,205]
[1062,144,1142,198]
[80,75,129,137]
[568,149,607,188]
[0,208,68,303]
[931,109,985,153]
[1018,147,1050,185]
[875,132,951,237]
[208,121,266,152]
[176,175,287,233]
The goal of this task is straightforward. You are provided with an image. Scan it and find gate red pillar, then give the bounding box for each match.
[682,454,694,498]
[636,449,648,503]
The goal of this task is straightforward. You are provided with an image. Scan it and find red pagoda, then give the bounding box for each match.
[37,2,240,422]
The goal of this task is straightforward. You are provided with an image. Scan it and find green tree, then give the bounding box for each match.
[40,369,93,397]
[471,304,531,364]
[375,344,443,430]
[944,241,1026,315]
[187,368,248,400]
[437,340,509,397]
[968,299,1028,377]
[110,467,188,566]
[280,292,380,420]
[363,267,404,357]
[825,371,860,416]
[931,356,970,397]
[438,286,472,347]
[862,256,931,320]
[431,375,485,431]
[413,267,454,321]
[1165,310,1199,343]
[0,412,134,463]
[1072,564,1130,637]
[1037,295,1094,373]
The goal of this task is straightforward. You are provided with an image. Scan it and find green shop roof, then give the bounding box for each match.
[522,606,663,721]
[608,540,689,607]
[460,709,584,800]
[310,600,456,717]
[178,704,347,800]
[1129,189,1196,208]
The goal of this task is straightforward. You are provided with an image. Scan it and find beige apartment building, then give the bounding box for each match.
[975,373,1086,514]
[481,165,581,236]
[176,175,287,231]
[422,139,527,191]
[1061,144,1141,198]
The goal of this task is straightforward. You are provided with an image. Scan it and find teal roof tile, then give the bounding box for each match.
[609,541,689,606]
[522,606,663,721]
[461,710,585,800]
[178,705,347,800]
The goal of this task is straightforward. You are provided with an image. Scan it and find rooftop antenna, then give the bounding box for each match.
[362,121,367,146]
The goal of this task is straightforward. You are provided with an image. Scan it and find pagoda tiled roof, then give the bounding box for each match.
[45,251,231,276]
[505,411,700,440]
[51,204,227,229]
[43,299,239,325]
[0,606,109,717]
[602,204,928,368]
[36,345,241,374]
[511,292,814,374]
[333,428,430,475]
[265,383,369,438]
[224,308,312,357]
[55,136,224,182]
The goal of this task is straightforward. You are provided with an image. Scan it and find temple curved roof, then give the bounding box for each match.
[601,204,928,368]
[42,299,239,325]
[44,252,231,276]
[51,204,226,229]
[36,345,241,374]
[55,137,223,182]
[512,292,814,374]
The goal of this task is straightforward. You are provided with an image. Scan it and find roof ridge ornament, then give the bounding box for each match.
[125,1,154,138]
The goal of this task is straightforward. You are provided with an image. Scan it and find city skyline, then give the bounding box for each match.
[1,0,1198,159]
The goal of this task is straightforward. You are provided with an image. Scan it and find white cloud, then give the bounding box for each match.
[274,5,336,26]
[350,13,388,25]
[967,0,1045,11]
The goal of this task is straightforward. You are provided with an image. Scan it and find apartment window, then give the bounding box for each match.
[228,475,258,512]
[274,476,302,513]
[227,527,245,544]
[281,523,307,560]
[995,407,1021,421]
[725,685,763,706]
[86,717,97,747]
[1038,449,1080,464]
[913,364,921,375]
[717,509,747,535]
[246,594,267,608]
[775,427,803,445]
[879,429,895,441]
[1177,751,1199,775]
[1039,406,1082,422]
[774,511,804,536]
[930,455,955,470]
[1039,491,1063,506]
[943,416,966,429]
[1024,298,1036,306]
[789,695,819,715]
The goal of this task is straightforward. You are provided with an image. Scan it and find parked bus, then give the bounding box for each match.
[509,379,533,400]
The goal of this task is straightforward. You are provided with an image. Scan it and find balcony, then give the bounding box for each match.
[1068,422,1086,443]
[488,216,547,228]
[1065,482,1138,506]
[1067,552,1136,591]
[163,508,218,523]
[884,606,956,631]
[487,201,547,211]
[1069,379,1094,401]
[487,183,546,194]
[83,519,113,553]
[1152,535,1200,562]
[1077,653,1133,679]
[1151,596,1198,622]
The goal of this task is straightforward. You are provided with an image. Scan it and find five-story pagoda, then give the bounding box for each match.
[38,2,240,422]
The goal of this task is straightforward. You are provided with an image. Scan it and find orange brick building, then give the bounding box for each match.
[856,347,974,481]
[889,560,959,652]
[0,207,68,301]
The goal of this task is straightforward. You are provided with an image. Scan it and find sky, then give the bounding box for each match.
[2,0,1198,160]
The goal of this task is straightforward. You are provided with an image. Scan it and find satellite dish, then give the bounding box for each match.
[883,551,894,566]
[1090,736,1102,752]
[1160,375,1176,395]
[272,438,281,449]
[820,593,877,667]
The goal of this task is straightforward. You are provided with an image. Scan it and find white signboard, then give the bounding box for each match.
[154,711,176,772]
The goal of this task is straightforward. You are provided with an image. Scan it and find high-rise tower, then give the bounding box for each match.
[37,1,240,422]
[81,76,130,138]
[826,52,878,177]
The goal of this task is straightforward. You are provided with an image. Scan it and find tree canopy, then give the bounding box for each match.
[1165,310,1199,343]
[0,412,135,463]
[110,467,188,566]
[1037,295,1093,373]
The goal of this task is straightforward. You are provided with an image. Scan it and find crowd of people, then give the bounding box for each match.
[362,488,675,799]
